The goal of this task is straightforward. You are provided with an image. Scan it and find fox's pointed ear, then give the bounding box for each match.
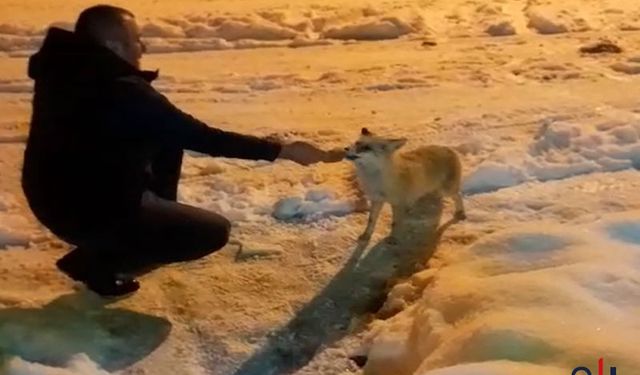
[361,127,372,136]
[387,138,407,151]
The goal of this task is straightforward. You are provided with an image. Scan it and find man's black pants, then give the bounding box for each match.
[58,149,231,278]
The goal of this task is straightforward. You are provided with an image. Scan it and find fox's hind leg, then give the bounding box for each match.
[442,179,466,221]
[452,192,466,221]
[444,151,466,221]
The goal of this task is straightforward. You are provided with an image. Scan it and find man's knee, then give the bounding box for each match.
[208,216,231,250]
[186,215,231,260]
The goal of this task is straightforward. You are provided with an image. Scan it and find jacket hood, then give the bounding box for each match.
[28,27,158,83]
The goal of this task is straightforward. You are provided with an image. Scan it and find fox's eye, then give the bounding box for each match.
[356,144,371,152]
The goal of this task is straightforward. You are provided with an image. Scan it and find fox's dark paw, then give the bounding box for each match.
[385,236,399,245]
[454,211,467,221]
[358,233,372,244]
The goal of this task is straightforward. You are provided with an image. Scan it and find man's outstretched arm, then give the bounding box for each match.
[113,76,286,161]
[112,76,345,164]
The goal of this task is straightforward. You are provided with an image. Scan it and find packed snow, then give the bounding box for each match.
[463,119,640,194]
[5,355,109,375]
[2,0,640,374]
[360,214,640,374]
[0,5,430,54]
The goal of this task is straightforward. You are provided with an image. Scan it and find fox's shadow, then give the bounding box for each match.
[232,194,457,375]
[0,292,171,371]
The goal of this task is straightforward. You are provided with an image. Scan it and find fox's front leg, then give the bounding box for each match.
[358,200,384,243]
[388,203,409,244]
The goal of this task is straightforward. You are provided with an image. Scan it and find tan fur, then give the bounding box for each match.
[345,129,465,243]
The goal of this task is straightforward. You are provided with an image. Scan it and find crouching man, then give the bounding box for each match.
[22,5,343,297]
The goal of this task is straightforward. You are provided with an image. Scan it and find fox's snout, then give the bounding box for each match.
[344,146,359,160]
[345,153,359,160]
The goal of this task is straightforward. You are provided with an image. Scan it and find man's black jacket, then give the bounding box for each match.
[22,28,281,236]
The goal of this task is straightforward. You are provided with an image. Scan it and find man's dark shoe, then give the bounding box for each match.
[85,274,140,298]
[57,251,139,298]
[56,249,90,282]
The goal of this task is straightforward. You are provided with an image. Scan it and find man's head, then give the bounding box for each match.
[75,5,145,68]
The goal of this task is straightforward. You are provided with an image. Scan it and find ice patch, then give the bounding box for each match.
[477,233,570,254]
[605,221,640,246]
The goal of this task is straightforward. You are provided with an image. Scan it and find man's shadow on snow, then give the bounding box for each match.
[233,194,458,375]
[0,291,171,371]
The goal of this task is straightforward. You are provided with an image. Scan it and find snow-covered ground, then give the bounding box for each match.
[2,0,640,374]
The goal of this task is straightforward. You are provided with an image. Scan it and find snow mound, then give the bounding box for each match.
[485,21,516,37]
[214,20,298,41]
[418,361,565,375]
[143,37,234,54]
[611,61,640,75]
[289,37,334,48]
[462,162,528,194]
[526,9,569,35]
[0,80,33,93]
[183,19,297,41]
[463,119,640,194]
[322,17,415,41]
[140,22,185,38]
[361,213,640,375]
[0,210,36,249]
[272,189,355,222]
[0,226,31,249]
[0,35,43,53]
[0,6,429,53]
[5,354,110,375]
[0,23,41,36]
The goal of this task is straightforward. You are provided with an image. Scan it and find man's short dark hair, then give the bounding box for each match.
[75,5,135,41]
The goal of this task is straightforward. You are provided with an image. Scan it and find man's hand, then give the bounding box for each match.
[278,141,345,166]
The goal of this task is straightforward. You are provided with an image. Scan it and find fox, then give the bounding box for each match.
[345,127,466,243]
